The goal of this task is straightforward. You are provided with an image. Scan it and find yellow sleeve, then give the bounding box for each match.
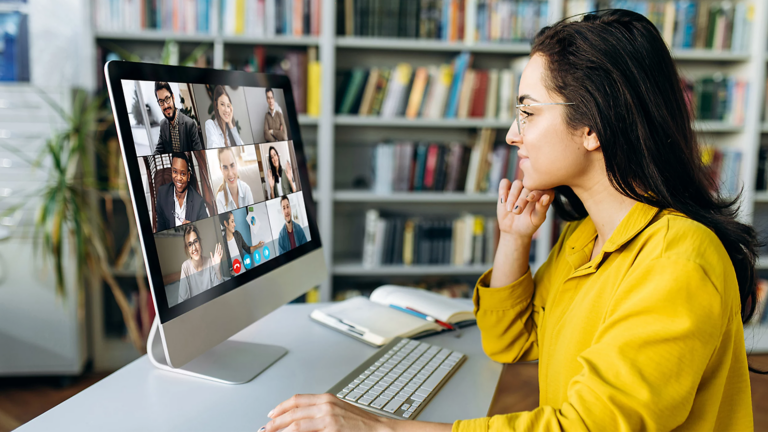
[473,222,575,364]
[455,258,727,432]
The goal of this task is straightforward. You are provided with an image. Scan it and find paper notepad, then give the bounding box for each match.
[310,285,475,347]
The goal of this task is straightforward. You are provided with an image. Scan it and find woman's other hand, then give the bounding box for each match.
[260,394,394,432]
[497,178,554,240]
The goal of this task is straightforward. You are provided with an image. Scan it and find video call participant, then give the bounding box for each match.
[215,148,254,211]
[205,85,244,148]
[153,82,204,155]
[219,211,265,277]
[276,195,307,254]
[156,153,209,232]
[177,224,224,303]
[263,88,288,142]
[267,146,297,199]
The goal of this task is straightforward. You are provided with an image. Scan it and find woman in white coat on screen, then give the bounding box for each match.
[205,85,244,148]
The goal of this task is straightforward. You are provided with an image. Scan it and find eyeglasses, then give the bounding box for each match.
[186,238,200,249]
[158,95,173,106]
[515,102,575,136]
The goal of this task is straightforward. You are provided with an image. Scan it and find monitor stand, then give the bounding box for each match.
[147,317,288,385]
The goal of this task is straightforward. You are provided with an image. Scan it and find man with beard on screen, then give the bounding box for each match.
[153,81,204,155]
[155,153,209,232]
[276,195,307,254]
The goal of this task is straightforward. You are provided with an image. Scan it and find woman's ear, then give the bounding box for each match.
[583,127,601,152]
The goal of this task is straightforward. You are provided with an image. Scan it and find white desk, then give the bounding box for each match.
[19,303,503,431]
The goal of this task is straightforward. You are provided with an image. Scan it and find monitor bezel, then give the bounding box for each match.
[105,61,322,324]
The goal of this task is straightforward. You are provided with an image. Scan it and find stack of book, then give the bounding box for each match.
[361,210,524,267]
[566,1,753,52]
[369,129,521,195]
[336,53,527,121]
[93,0,217,33]
[701,145,742,199]
[682,75,748,125]
[221,0,322,37]
[338,0,549,43]
[92,0,322,36]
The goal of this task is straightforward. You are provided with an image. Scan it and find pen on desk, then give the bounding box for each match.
[326,314,366,337]
[389,304,460,334]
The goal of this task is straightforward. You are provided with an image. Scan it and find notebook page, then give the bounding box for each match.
[317,297,439,338]
[369,285,474,323]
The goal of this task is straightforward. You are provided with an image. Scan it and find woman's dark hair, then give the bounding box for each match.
[531,10,762,370]
[268,146,282,184]
[219,211,234,228]
[212,85,236,147]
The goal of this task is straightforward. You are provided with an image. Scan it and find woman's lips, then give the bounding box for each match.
[228,177,236,183]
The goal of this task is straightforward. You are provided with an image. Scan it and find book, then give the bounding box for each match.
[306,47,321,116]
[310,285,475,347]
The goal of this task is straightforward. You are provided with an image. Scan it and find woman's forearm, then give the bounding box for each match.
[490,233,532,288]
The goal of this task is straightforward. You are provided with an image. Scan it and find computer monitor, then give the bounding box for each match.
[104,61,326,384]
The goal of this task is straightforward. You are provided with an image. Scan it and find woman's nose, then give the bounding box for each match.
[506,120,522,146]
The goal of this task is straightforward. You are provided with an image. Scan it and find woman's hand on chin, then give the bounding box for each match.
[260,393,395,432]
[497,178,554,240]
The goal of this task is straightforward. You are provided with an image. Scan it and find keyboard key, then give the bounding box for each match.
[415,387,431,397]
[410,393,426,401]
[336,391,348,398]
[403,412,412,418]
[412,401,422,407]
[345,391,364,401]
[371,397,388,409]
[402,404,410,411]
[358,397,373,406]
[421,367,450,391]
[383,399,404,413]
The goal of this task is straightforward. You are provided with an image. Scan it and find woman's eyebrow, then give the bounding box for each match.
[518,94,540,104]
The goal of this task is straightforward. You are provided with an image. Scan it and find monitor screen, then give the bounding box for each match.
[106,63,321,324]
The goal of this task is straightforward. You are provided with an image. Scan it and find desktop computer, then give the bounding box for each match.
[104,61,463,419]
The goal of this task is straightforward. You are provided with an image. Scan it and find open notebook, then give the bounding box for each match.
[310,285,475,347]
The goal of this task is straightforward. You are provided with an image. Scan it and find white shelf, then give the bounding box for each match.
[222,35,319,46]
[333,262,489,276]
[335,115,512,129]
[335,37,531,54]
[691,120,744,133]
[298,114,318,125]
[95,30,217,43]
[671,49,750,62]
[334,191,498,203]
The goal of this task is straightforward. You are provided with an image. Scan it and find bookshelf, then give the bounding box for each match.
[91,0,768,356]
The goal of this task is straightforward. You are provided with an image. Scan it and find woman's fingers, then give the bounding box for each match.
[511,186,532,215]
[505,180,524,212]
[498,179,512,205]
[268,394,332,420]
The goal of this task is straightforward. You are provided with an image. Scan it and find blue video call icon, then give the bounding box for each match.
[243,253,252,270]
[253,249,261,264]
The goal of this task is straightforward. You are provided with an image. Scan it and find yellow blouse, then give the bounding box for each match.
[453,202,753,432]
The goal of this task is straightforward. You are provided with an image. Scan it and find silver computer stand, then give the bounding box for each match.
[147,317,288,384]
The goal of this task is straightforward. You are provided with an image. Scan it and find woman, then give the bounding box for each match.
[205,85,243,148]
[219,211,265,276]
[260,10,758,432]
[177,224,224,304]
[266,145,296,199]
[216,147,254,211]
